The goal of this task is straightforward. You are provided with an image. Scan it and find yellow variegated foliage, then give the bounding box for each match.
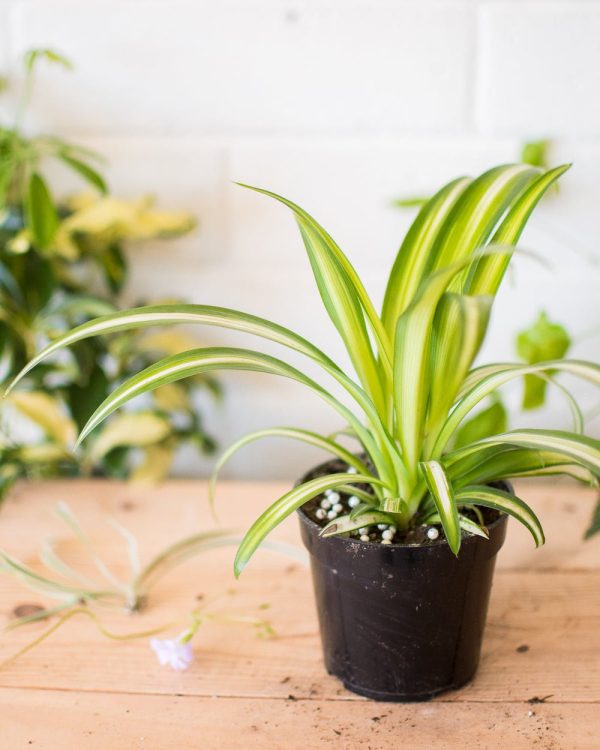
[52,194,196,259]
[152,383,190,411]
[137,330,203,357]
[131,443,176,485]
[7,391,77,447]
[16,443,71,463]
[90,412,171,461]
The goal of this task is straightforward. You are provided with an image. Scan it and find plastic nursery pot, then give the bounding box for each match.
[297,461,509,702]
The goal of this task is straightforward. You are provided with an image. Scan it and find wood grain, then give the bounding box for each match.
[0,478,598,748]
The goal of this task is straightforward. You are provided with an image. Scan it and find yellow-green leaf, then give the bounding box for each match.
[90,412,171,461]
[7,391,76,447]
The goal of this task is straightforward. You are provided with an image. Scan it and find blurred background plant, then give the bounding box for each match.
[0,49,219,500]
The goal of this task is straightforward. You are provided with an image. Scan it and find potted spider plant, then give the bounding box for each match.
[7,163,600,701]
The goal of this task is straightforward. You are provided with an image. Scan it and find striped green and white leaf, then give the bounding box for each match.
[446,446,595,487]
[234,473,387,576]
[426,292,492,440]
[208,426,374,513]
[238,184,392,416]
[455,485,545,547]
[433,360,600,455]
[320,510,396,538]
[420,460,461,554]
[421,511,489,540]
[446,430,600,478]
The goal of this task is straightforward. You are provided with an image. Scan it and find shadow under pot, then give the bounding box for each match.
[297,459,509,702]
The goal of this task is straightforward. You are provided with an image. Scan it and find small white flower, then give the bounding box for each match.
[150,637,194,671]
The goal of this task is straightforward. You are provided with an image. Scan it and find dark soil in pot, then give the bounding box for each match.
[297,457,509,702]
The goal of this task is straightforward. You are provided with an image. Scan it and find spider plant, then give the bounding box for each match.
[6,164,600,573]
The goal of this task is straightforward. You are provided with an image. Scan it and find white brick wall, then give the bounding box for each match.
[1,0,599,478]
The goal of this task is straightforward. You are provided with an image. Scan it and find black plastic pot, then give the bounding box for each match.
[297,465,509,702]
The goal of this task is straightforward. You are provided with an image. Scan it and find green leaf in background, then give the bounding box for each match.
[584,497,600,540]
[131,442,175,484]
[58,153,108,195]
[24,48,73,74]
[517,312,571,409]
[25,172,59,250]
[453,395,508,449]
[67,363,110,432]
[6,390,76,447]
[99,243,128,294]
[391,196,430,209]
[520,140,551,170]
[90,412,171,462]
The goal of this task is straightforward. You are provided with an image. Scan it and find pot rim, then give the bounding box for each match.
[296,457,510,552]
[297,503,508,551]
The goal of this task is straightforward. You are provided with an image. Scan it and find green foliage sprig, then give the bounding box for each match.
[0,49,219,496]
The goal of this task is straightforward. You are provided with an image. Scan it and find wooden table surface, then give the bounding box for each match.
[0,478,598,749]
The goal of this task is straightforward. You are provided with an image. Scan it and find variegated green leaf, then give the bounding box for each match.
[320,511,396,538]
[465,165,570,294]
[421,512,489,540]
[455,485,544,547]
[208,426,373,513]
[447,430,600,478]
[419,460,461,554]
[234,472,387,576]
[426,292,492,439]
[381,176,471,335]
[237,184,392,413]
[433,360,600,455]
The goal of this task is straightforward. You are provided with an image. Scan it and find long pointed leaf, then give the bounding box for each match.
[446,446,594,486]
[238,183,392,411]
[381,176,471,335]
[447,430,600,478]
[427,292,492,439]
[320,510,396,538]
[234,472,386,576]
[209,427,373,512]
[465,164,571,294]
[429,164,540,275]
[455,485,544,547]
[433,360,600,455]
[419,460,461,554]
[76,347,398,490]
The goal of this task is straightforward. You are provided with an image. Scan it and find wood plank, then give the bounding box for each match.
[0,483,599,702]
[1,687,598,750]
[1,478,598,570]
[1,570,598,702]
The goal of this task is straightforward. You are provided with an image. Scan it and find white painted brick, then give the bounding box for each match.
[12,0,474,136]
[477,2,600,137]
